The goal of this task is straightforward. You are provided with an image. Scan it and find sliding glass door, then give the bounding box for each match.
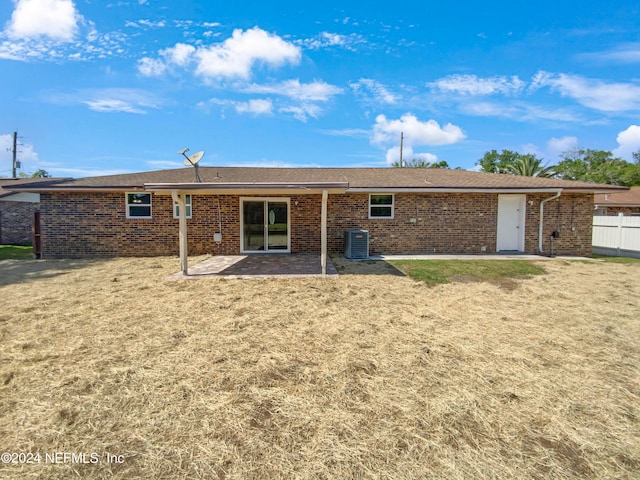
[241,198,290,252]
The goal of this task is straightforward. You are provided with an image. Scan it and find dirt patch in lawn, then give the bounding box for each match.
[0,256,639,479]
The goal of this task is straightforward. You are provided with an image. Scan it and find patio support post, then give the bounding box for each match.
[321,189,328,275]
[171,191,188,275]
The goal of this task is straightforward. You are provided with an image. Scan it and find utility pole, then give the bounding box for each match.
[11,131,18,178]
[399,131,404,167]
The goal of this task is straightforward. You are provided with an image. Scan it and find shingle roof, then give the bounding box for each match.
[594,186,640,206]
[0,177,69,199]
[5,167,628,192]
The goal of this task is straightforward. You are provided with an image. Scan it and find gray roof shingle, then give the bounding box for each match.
[4,167,629,192]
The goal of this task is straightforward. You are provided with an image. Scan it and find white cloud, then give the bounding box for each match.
[428,74,525,96]
[461,101,581,123]
[137,57,166,76]
[0,41,26,61]
[242,79,342,102]
[138,27,301,81]
[372,113,466,146]
[384,145,438,166]
[125,19,166,29]
[84,99,147,114]
[530,70,640,112]
[318,128,370,137]
[547,136,578,155]
[279,104,322,122]
[45,88,159,114]
[613,125,640,160]
[546,136,579,158]
[160,43,195,66]
[1,11,131,62]
[201,79,340,121]
[578,43,640,64]
[510,137,580,165]
[350,78,399,105]
[138,44,195,76]
[199,97,274,117]
[138,19,165,28]
[235,99,273,115]
[239,80,342,121]
[520,143,542,157]
[5,0,82,41]
[194,27,301,79]
[297,31,364,51]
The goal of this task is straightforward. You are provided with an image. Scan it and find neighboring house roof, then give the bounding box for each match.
[594,186,640,207]
[6,167,629,194]
[0,177,68,200]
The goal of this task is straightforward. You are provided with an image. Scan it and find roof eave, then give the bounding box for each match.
[144,182,349,194]
[347,186,627,194]
[347,187,565,193]
[6,186,145,193]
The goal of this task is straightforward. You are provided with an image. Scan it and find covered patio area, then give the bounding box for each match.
[144,179,349,277]
[169,254,339,279]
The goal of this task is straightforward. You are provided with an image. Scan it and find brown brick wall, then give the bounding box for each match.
[40,192,323,258]
[327,193,498,254]
[327,192,593,256]
[595,206,640,216]
[0,200,38,245]
[39,191,594,258]
[535,193,593,257]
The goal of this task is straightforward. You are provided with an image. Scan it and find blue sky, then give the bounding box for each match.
[1,0,639,177]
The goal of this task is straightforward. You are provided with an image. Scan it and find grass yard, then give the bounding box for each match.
[387,259,547,287]
[0,245,33,260]
[592,254,640,264]
[0,256,639,479]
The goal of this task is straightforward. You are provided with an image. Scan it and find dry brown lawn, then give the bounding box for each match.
[0,255,639,479]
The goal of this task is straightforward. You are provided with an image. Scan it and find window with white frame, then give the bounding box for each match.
[173,194,192,219]
[369,194,394,218]
[126,193,152,218]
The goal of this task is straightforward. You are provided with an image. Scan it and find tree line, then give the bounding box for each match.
[394,149,640,186]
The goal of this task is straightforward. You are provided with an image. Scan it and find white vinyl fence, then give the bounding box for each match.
[592,214,640,258]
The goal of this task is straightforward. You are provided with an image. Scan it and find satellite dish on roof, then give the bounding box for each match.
[178,147,204,183]
[183,150,204,166]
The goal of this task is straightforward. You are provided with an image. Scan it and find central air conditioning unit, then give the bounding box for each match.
[344,229,369,259]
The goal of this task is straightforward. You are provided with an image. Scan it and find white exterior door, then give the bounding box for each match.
[497,194,526,252]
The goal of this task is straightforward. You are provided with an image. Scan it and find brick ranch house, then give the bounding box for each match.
[8,167,627,272]
[0,178,66,245]
[594,186,640,216]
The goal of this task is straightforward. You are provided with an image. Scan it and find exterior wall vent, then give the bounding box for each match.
[344,229,369,259]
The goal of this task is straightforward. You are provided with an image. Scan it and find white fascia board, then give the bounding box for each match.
[346,187,564,194]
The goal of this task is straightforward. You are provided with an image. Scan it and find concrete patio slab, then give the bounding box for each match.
[170,254,338,279]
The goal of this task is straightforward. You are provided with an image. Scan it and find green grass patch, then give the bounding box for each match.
[592,254,640,264]
[0,245,33,260]
[388,259,546,287]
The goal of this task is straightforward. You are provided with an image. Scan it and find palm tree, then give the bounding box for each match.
[507,154,555,177]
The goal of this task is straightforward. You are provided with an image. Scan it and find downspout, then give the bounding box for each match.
[538,190,561,254]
